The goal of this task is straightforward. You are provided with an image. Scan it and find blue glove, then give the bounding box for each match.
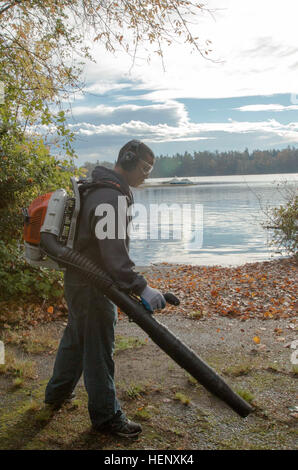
[140,285,166,312]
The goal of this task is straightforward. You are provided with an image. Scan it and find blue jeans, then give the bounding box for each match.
[45,272,122,426]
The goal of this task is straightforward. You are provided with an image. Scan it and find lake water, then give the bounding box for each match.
[129,173,298,267]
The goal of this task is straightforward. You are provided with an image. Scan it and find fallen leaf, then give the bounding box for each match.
[264,312,274,318]
[253,336,261,344]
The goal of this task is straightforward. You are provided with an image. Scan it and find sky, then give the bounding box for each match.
[62,0,298,166]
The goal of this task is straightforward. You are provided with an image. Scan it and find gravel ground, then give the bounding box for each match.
[0,258,297,450]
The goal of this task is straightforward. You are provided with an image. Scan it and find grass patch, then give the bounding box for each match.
[265,363,283,373]
[172,428,184,437]
[114,335,146,354]
[174,392,191,405]
[27,400,43,413]
[124,383,147,400]
[188,310,205,319]
[1,328,58,355]
[33,405,56,423]
[134,407,152,421]
[236,388,255,404]
[223,363,254,377]
[0,350,36,379]
[12,377,24,389]
[186,373,198,385]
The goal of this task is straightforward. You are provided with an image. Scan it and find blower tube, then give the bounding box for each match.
[41,233,253,418]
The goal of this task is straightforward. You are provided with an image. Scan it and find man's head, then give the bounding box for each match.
[114,140,155,187]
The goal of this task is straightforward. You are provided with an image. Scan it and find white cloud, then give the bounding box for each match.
[55,0,298,162]
[69,118,298,143]
[72,104,119,116]
[61,83,133,103]
[69,100,190,129]
[84,82,132,95]
[77,0,298,101]
[234,104,298,112]
[72,101,188,122]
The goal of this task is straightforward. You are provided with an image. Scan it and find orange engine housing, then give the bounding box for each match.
[23,193,53,245]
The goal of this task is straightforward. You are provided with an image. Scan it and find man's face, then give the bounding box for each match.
[127,153,154,187]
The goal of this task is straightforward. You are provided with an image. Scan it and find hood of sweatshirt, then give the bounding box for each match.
[91,165,133,203]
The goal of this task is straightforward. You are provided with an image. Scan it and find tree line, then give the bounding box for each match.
[150,147,298,177]
[81,146,298,178]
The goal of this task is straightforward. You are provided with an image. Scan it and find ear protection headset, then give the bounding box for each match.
[119,140,141,171]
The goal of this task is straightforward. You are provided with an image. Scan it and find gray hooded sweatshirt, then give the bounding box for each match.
[65,166,147,296]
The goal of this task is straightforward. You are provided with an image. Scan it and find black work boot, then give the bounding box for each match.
[93,411,142,438]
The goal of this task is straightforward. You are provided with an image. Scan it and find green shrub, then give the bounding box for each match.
[264,189,297,257]
[0,240,64,302]
[0,123,78,304]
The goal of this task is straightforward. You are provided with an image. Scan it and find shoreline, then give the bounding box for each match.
[136,254,297,272]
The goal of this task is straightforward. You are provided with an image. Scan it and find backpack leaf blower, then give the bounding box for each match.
[23,178,253,418]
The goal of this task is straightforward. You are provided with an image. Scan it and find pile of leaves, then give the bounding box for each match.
[143,256,297,321]
[0,299,68,329]
[1,257,297,329]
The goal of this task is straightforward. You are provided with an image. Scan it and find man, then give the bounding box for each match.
[44,140,166,437]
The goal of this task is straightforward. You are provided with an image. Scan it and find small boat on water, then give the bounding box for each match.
[163,177,196,185]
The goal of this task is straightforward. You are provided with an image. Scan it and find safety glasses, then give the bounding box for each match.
[138,159,153,176]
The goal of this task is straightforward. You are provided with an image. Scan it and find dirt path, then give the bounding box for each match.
[0,313,297,450]
[0,259,297,450]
